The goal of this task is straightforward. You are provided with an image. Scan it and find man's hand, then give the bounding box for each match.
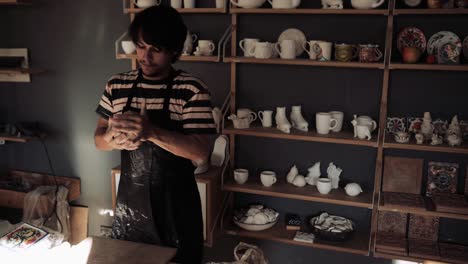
[103,126,142,151]
[111,102,153,143]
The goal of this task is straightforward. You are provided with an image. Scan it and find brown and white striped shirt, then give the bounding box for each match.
[96,70,216,134]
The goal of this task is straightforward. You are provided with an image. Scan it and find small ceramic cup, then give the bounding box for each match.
[233,168,249,184]
[394,131,410,143]
[316,178,332,194]
[260,171,277,187]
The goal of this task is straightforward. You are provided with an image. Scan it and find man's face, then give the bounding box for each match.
[135,37,175,77]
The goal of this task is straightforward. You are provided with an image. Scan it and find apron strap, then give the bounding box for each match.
[123,69,143,113]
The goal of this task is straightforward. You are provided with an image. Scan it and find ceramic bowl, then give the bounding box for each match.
[234,218,277,231]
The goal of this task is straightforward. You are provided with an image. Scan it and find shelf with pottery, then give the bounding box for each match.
[229,7,389,15]
[222,211,371,256]
[223,57,385,69]
[383,135,468,154]
[223,178,373,208]
[389,62,468,71]
[0,67,45,75]
[0,134,44,143]
[393,8,468,15]
[224,123,379,147]
[374,251,468,264]
[116,53,221,62]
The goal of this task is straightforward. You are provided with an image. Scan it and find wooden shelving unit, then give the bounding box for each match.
[0,68,44,74]
[394,8,468,15]
[375,250,468,264]
[389,63,468,72]
[224,179,373,208]
[384,136,468,154]
[224,57,385,69]
[230,8,389,15]
[224,124,378,147]
[223,215,371,256]
[116,53,220,62]
[379,204,468,221]
[0,0,31,4]
[124,7,225,14]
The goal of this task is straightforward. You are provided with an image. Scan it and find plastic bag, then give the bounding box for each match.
[22,185,70,243]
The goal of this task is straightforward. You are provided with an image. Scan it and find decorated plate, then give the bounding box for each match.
[463,35,468,61]
[438,42,461,64]
[386,117,407,134]
[278,28,306,57]
[427,31,461,56]
[397,27,427,54]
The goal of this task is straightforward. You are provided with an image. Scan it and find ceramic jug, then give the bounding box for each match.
[183,31,198,55]
[268,0,301,9]
[351,0,385,9]
[351,115,377,138]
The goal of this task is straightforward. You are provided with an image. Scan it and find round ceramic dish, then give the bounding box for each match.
[234,218,278,231]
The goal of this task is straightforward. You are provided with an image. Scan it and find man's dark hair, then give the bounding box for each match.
[129,5,187,61]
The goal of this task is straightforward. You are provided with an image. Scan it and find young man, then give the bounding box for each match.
[94,6,216,263]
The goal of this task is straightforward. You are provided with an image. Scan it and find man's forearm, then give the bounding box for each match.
[146,127,210,164]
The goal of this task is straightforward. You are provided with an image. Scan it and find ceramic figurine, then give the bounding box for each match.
[326,162,342,189]
[415,133,424,144]
[286,165,299,184]
[446,115,462,138]
[430,133,443,146]
[394,131,410,143]
[447,134,462,147]
[321,0,343,9]
[421,112,434,140]
[290,105,309,132]
[305,162,321,186]
[292,175,307,187]
[344,183,363,197]
[275,107,292,134]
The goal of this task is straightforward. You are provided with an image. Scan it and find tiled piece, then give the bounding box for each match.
[383,156,424,195]
[408,215,439,241]
[426,162,459,197]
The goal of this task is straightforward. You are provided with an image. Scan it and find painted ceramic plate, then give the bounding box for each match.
[386,117,407,134]
[432,119,448,135]
[427,31,461,56]
[278,28,306,57]
[463,36,468,61]
[438,42,461,64]
[397,27,427,54]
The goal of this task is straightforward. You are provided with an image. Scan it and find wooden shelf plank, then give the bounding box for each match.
[224,179,373,208]
[0,68,44,74]
[224,216,370,256]
[383,136,468,155]
[224,124,378,147]
[116,53,219,62]
[124,7,225,14]
[0,0,31,4]
[224,57,385,69]
[394,8,468,15]
[0,134,42,143]
[230,8,388,15]
[390,63,468,71]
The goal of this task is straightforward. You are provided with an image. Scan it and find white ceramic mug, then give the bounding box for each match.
[198,40,215,55]
[216,0,226,8]
[132,0,161,8]
[268,0,298,8]
[230,0,266,8]
[234,168,249,184]
[275,39,296,59]
[248,42,273,59]
[260,171,277,187]
[316,178,332,194]
[329,111,344,132]
[184,0,196,8]
[313,41,333,61]
[171,0,183,8]
[316,112,338,135]
[121,41,136,54]
[258,110,273,127]
[303,40,320,60]
[239,38,260,57]
[237,108,257,122]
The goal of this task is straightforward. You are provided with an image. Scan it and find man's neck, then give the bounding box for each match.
[142,67,173,80]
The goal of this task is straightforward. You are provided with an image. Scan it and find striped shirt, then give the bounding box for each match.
[96,69,217,134]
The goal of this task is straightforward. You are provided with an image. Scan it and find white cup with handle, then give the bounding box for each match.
[248,42,273,59]
[313,41,333,61]
[329,111,344,132]
[260,171,277,187]
[316,112,338,135]
[303,40,321,60]
[198,40,215,56]
[258,110,273,127]
[132,0,161,8]
[275,39,296,59]
[239,38,260,57]
[184,0,196,8]
[237,108,257,123]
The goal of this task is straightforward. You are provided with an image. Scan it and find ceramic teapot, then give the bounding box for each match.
[351,0,385,9]
[268,0,301,9]
[351,115,377,137]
